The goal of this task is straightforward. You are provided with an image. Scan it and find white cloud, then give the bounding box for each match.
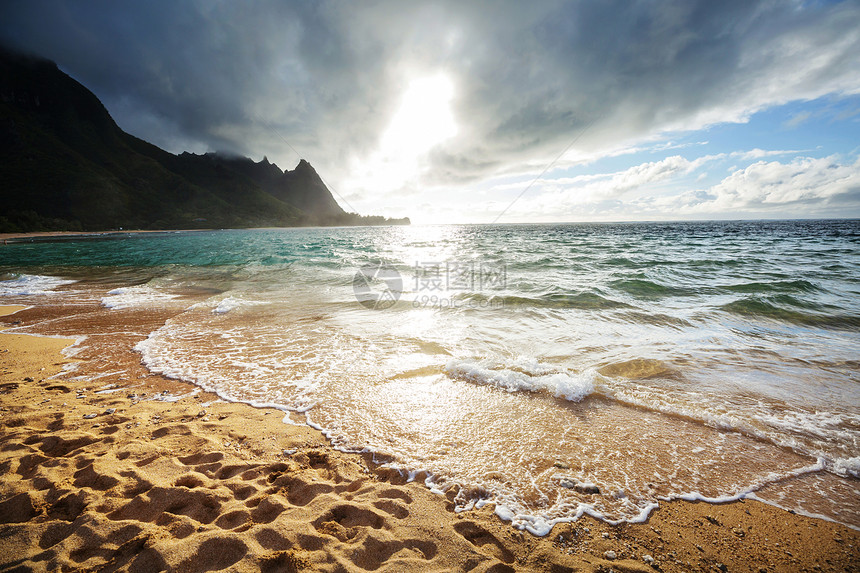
[784,111,812,129]
[495,155,707,219]
[681,154,860,213]
[731,148,806,160]
[603,156,701,195]
[493,153,860,222]
[500,154,713,200]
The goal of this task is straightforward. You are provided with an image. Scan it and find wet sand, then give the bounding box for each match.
[0,304,857,572]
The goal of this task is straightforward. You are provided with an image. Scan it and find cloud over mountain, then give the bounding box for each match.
[2,1,859,220]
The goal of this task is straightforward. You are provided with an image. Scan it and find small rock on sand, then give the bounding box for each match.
[575,482,600,494]
[604,550,617,560]
[558,478,600,494]
[83,413,97,419]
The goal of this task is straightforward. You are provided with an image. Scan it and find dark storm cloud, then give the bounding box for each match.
[434,0,860,180]
[2,0,858,185]
[0,0,397,165]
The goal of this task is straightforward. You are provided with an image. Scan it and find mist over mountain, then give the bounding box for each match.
[0,47,408,232]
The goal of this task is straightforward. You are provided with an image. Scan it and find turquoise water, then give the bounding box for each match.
[2,220,859,532]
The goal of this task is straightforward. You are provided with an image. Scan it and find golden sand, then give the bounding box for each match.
[0,304,857,571]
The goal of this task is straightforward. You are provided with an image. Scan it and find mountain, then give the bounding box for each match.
[0,47,409,232]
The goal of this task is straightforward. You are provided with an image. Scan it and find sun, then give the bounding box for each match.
[380,73,458,157]
[347,73,458,194]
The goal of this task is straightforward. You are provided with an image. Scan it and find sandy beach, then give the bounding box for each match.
[3,1,859,568]
[0,303,857,572]
[0,230,212,244]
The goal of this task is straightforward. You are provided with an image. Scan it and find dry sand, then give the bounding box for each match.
[0,304,857,572]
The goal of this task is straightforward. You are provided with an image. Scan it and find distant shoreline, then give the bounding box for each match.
[0,229,212,243]
[1,223,418,243]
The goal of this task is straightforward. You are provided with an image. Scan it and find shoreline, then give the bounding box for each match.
[1,304,858,571]
[0,229,214,244]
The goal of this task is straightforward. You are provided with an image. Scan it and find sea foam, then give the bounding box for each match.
[445,357,594,402]
[101,286,179,309]
[0,274,76,296]
[212,296,264,314]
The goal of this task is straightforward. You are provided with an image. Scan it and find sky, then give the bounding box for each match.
[1,0,859,224]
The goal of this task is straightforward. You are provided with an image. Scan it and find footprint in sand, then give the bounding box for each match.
[454,520,515,564]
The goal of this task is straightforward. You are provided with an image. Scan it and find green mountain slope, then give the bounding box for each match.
[0,48,408,232]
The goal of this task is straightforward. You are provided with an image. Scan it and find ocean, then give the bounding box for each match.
[1,220,858,534]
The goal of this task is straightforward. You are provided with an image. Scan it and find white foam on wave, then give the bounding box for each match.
[482,485,660,536]
[134,324,859,533]
[831,456,860,478]
[130,309,858,533]
[101,286,179,309]
[757,408,860,444]
[0,274,76,296]
[185,295,265,315]
[212,296,264,314]
[600,378,860,479]
[476,458,833,536]
[668,459,825,504]
[135,322,320,416]
[213,297,244,314]
[445,357,595,402]
[745,492,860,531]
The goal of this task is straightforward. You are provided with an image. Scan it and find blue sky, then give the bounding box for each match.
[455,92,860,223]
[2,1,859,223]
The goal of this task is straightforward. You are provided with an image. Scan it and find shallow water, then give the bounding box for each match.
[2,220,859,533]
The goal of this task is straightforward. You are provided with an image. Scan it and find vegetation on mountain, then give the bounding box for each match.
[0,47,408,232]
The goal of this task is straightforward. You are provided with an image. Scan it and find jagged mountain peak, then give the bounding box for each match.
[0,47,409,232]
